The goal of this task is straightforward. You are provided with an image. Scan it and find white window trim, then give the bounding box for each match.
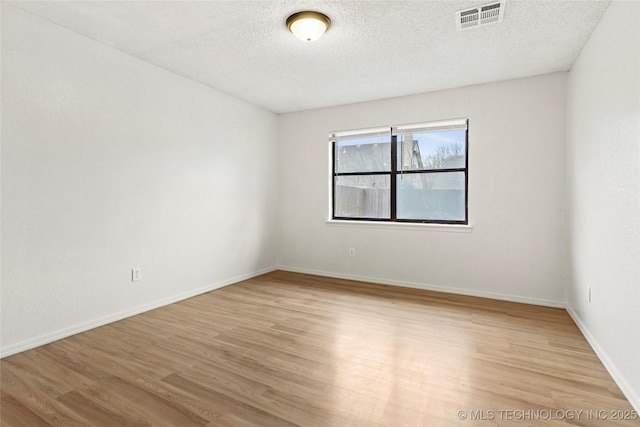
[325,219,473,232]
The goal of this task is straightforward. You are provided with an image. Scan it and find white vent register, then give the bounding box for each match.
[456,1,505,30]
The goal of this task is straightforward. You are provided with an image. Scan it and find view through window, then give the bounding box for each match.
[331,118,468,224]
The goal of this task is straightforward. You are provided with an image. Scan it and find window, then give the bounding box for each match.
[331,118,468,224]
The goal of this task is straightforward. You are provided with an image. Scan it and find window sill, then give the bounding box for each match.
[325,220,473,232]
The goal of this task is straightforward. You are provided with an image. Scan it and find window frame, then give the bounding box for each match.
[330,119,469,225]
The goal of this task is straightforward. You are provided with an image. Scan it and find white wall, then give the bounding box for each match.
[1,5,278,356]
[566,1,640,411]
[278,73,568,306]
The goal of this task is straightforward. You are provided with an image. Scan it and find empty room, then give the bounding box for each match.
[1,0,638,426]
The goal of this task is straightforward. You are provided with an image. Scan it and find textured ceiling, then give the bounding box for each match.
[8,0,610,113]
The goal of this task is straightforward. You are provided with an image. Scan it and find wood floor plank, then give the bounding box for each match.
[0,391,51,427]
[162,373,299,427]
[55,390,151,427]
[1,271,637,426]
[1,364,92,426]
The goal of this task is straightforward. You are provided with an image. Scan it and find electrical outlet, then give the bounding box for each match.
[132,268,141,282]
[349,248,355,257]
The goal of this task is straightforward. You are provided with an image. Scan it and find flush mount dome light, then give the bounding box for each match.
[286,11,331,42]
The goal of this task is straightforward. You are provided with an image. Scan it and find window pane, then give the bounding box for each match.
[396,172,465,221]
[335,175,390,218]
[397,129,466,171]
[336,136,391,173]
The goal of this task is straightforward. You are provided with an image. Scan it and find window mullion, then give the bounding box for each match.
[390,134,397,220]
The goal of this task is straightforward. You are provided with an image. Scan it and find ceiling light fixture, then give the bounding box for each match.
[286,11,331,42]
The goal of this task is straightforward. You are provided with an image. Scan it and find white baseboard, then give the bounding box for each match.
[0,266,277,359]
[277,265,566,308]
[566,307,640,412]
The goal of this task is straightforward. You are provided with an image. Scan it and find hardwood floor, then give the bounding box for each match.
[1,271,637,426]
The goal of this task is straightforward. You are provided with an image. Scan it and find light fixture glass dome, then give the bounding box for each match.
[286,11,331,42]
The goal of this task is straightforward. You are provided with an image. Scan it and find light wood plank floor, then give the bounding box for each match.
[1,271,637,426]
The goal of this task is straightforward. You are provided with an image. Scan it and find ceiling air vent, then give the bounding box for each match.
[456,1,505,31]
